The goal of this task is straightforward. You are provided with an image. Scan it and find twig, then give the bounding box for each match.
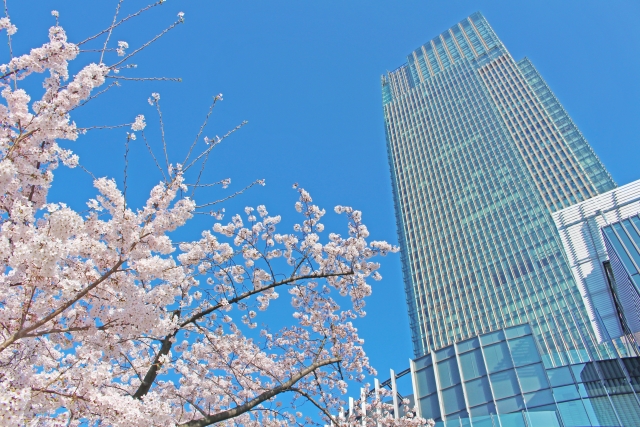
[154,98,170,175]
[110,18,184,69]
[195,179,264,209]
[141,130,167,182]
[77,1,166,46]
[100,0,123,64]
[70,82,120,112]
[123,133,131,209]
[106,76,181,82]
[183,121,248,173]
[183,95,221,167]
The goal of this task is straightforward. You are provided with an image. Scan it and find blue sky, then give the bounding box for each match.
[8,0,640,401]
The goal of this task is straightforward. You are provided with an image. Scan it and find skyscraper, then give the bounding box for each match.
[382,12,620,366]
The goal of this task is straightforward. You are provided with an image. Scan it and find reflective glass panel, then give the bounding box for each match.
[480,330,505,346]
[435,346,456,361]
[490,369,519,399]
[457,337,480,353]
[582,396,618,427]
[578,381,607,398]
[553,385,580,402]
[557,400,591,427]
[505,324,531,339]
[416,365,437,398]
[442,384,466,415]
[420,394,441,421]
[465,376,492,407]
[469,415,496,427]
[571,363,599,383]
[483,342,513,373]
[414,355,432,370]
[547,366,573,387]
[469,402,496,417]
[516,363,548,393]
[524,389,554,408]
[437,357,461,388]
[459,349,486,380]
[525,405,562,427]
[498,412,526,427]
[496,395,525,413]
[507,335,540,366]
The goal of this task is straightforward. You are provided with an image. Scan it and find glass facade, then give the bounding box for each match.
[602,214,640,343]
[553,180,640,350]
[382,12,617,366]
[370,325,640,426]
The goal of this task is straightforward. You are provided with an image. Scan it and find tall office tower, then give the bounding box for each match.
[382,12,618,365]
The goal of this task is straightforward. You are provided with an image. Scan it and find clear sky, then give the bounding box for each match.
[8,0,640,402]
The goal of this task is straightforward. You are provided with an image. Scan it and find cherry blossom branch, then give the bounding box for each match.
[182,121,248,173]
[183,95,221,172]
[106,76,181,82]
[177,357,342,427]
[181,270,352,328]
[109,17,184,69]
[69,82,120,112]
[100,0,123,64]
[0,259,124,353]
[194,179,265,209]
[77,1,166,46]
[132,269,352,401]
[289,387,338,425]
[141,129,167,181]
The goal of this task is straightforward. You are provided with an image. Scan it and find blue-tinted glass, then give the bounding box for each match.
[498,412,526,427]
[524,389,554,408]
[435,346,456,361]
[609,393,640,426]
[469,415,496,427]
[581,397,619,427]
[469,402,496,417]
[496,395,525,414]
[457,337,480,353]
[570,364,587,383]
[442,384,466,415]
[571,363,599,382]
[557,400,591,427]
[578,381,607,398]
[604,227,637,273]
[459,349,486,380]
[504,324,531,339]
[414,354,432,370]
[490,369,519,399]
[480,330,505,346]
[483,342,513,373]
[437,357,461,388]
[419,393,441,420]
[416,365,437,398]
[507,335,540,366]
[547,366,574,387]
[553,385,580,402]
[525,405,562,427]
[444,414,472,427]
[465,376,492,407]
[516,363,548,393]
[615,221,640,272]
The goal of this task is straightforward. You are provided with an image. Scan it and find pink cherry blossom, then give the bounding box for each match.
[0,3,432,427]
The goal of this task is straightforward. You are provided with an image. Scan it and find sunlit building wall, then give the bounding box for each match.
[553,179,640,348]
[382,12,617,365]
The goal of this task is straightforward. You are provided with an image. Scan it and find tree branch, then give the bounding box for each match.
[0,259,124,353]
[177,357,342,427]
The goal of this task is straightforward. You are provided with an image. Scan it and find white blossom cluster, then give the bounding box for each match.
[0,8,432,427]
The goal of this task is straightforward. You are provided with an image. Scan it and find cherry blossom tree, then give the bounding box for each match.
[0,2,433,426]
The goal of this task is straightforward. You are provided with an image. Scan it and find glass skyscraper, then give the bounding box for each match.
[382,12,619,366]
